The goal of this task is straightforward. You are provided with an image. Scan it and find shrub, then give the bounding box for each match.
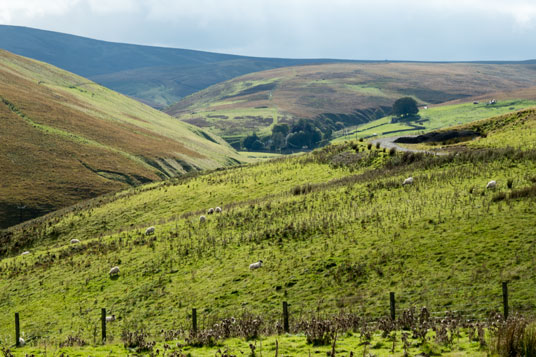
[492,316,528,357]
[522,322,536,356]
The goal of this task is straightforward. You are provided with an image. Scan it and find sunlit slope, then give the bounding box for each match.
[1,110,535,345]
[0,50,241,228]
[166,62,536,138]
[333,98,536,141]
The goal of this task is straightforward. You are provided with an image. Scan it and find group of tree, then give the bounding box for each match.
[242,97,421,152]
[391,97,419,122]
[242,118,334,152]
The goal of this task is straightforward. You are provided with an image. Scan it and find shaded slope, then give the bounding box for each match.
[0,25,348,108]
[167,62,536,139]
[0,50,241,228]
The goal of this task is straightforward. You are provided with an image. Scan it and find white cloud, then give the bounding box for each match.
[0,0,79,23]
[87,0,141,14]
[0,0,534,60]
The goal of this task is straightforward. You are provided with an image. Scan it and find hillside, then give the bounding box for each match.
[0,25,349,108]
[166,62,536,146]
[333,98,536,141]
[0,49,241,229]
[1,109,535,354]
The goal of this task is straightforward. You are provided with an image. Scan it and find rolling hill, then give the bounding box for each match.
[166,62,536,145]
[333,97,536,142]
[1,108,535,355]
[0,25,350,109]
[0,49,242,229]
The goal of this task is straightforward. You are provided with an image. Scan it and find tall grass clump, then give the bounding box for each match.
[490,316,536,357]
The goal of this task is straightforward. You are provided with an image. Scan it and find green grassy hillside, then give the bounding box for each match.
[166,62,536,143]
[1,109,536,355]
[0,50,241,228]
[333,98,536,141]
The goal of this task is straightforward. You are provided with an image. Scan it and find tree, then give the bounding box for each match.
[286,119,323,149]
[270,123,290,150]
[392,97,418,118]
[272,123,290,137]
[271,132,286,150]
[242,133,264,151]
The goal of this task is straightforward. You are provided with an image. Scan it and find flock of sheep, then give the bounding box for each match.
[403,176,496,190]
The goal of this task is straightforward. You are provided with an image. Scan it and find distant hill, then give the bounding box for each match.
[166,62,536,147]
[0,25,348,108]
[0,50,241,228]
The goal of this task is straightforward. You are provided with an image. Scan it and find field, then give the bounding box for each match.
[166,62,536,141]
[1,109,536,355]
[333,99,536,141]
[0,50,241,228]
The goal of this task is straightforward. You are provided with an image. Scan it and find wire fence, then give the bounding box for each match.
[4,280,535,349]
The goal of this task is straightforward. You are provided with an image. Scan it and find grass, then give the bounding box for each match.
[0,50,242,228]
[6,330,490,356]
[167,62,536,140]
[1,109,536,356]
[333,99,536,141]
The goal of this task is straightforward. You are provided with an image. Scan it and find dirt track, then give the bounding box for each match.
[371,136,445,155]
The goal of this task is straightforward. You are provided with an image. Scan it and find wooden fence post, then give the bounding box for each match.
[101,308,106,343]
[15,312,20,347]
[390,292,396,321]
[283,301,289,333]
[192,308,197,335]
[503,282,509,320]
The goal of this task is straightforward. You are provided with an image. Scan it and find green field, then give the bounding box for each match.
[1,109,536,355]
[8,330,493,356]
[333,99,536,141]
[166,62,536,142]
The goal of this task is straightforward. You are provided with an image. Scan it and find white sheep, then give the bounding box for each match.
[215,206,222,213]
[486,180,497,189]
[18,337,25,346]
[106,314,116,322]
[145,226,155,235]
[249,260,263,270]
[199,215,206,223]
[403,177,414,185]
[70,239,80,244]
[21,251,30,256]
[207,208,214,215]
[109,266,120,277]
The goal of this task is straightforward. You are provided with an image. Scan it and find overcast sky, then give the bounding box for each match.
[1,0,535,61]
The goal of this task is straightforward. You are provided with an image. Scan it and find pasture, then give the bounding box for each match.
[1,110,536,355]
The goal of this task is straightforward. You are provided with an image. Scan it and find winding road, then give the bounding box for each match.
[371,135,446,155]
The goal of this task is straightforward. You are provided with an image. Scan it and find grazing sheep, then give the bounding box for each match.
[199,215,206,223]
[21,251,30,256]
[207,208,214,215]
[403,177,414,185]
[215,206,222,213]
[249,260,263,270]
[70,239,80,244]
[145,226,155,235]
[106,314,116,322]
[18,337,25,346]
[109,266,120,277]
[487,180,497,189]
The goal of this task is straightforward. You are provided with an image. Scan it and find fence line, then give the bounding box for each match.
[6,281,521,348]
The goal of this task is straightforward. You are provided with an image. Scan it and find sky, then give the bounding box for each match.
[1,0,535,61]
